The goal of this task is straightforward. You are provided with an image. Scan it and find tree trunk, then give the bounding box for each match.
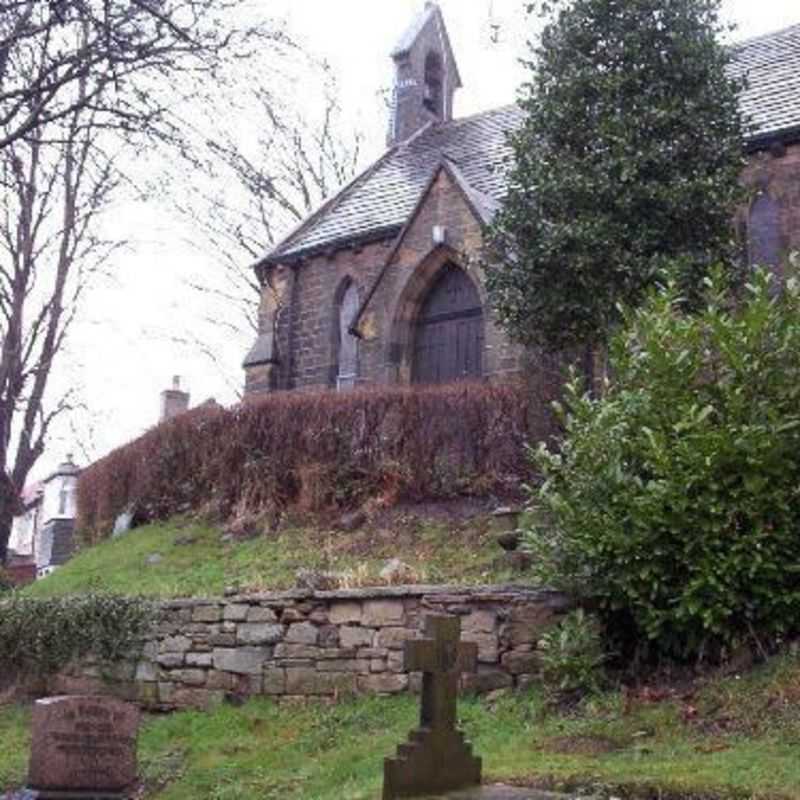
[0,492,15,566]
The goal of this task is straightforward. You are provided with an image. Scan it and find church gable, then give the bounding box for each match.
[263,105,518,267]
[354,161,492,337]
[352,162,519,385]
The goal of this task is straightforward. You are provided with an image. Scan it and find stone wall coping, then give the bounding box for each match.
[157,584,565,609]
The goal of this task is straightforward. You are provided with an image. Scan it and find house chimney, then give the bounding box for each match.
[160,375,190,423]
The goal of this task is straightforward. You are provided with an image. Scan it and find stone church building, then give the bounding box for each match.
[243,4,800,397]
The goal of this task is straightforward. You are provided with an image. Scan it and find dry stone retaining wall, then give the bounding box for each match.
[52,585,571,711]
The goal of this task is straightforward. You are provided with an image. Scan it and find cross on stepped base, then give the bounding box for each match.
[383,615,482,800]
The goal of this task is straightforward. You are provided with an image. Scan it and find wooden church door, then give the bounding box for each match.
[412,264,484,384]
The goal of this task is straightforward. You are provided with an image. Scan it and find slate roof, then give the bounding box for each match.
[732,23,800,147]
[267,105,521,263]
[264,24,800,264]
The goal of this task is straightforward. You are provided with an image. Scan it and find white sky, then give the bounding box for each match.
[38,0,800,480]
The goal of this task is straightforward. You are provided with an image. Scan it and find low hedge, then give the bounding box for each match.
[0,594,152,678]
[78,381,560,541]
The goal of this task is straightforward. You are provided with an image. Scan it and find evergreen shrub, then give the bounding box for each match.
[78,382,558,541]
[0,593,152,677]
[486,0,744,351]
[526,267,800,659]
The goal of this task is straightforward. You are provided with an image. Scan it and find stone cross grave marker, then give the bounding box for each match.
[383,614,482,799]
[27,695,139,799]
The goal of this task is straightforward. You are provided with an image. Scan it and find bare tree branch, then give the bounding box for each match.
[0,1,284,151]
[162,57,362,381]
[0,0,285,563]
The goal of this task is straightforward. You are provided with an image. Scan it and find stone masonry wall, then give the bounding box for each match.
[245,168,530,397]
[52,585,571,711]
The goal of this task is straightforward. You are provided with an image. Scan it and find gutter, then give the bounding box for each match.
[744,124,800,154]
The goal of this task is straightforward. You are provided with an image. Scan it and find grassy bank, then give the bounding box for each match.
[3,654,800,799]
[0,704,29,791]
[22,511,516,599]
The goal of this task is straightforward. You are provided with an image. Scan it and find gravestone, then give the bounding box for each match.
[383,614,482,799]
[27,696,139,799]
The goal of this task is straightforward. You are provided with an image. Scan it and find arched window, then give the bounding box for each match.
[748,193,781,270]
[335,281,360,390]
[423,51,443,116]
[413,264,483,385]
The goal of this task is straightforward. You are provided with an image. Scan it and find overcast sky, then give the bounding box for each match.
[38,0,800,481]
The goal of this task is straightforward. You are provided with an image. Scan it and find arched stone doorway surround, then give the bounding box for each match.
[385,246,494,385]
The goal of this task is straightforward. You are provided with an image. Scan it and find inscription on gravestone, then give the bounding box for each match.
[27,696,139,800]
[383,614,482,799]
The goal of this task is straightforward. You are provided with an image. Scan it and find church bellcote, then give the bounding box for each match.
[388,2,463,146]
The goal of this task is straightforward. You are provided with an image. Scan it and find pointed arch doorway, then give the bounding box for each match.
[412,263,484,384]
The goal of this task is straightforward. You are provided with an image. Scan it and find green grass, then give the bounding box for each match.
[0,704,29,791]
[23,513,515,599]
[3,653,800,799]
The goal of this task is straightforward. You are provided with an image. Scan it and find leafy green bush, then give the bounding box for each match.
[0,594,154,677]
[526,267,800,659]
[539,609,606,698]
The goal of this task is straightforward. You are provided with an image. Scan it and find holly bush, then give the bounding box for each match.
[526,266,800,659]
[486,0,744,351]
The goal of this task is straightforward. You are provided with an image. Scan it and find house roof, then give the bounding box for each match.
[263,23,800,265]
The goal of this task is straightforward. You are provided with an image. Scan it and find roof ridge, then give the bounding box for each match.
[733,21,800,51]
[447,103,519,126]
[398,119,437,148]
[407,103,519,145]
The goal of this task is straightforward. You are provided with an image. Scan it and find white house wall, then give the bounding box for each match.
[41,473,78,523]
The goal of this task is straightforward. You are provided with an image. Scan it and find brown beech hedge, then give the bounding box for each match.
[77,382,558,541]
